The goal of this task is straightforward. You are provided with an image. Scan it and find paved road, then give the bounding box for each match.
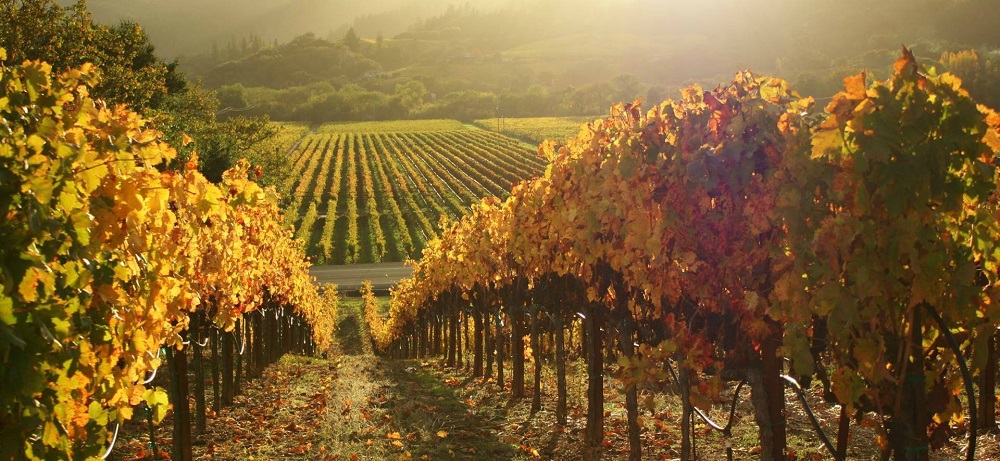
[309,262,412,292]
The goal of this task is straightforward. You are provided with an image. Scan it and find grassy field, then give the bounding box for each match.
[473,116,597,144]
[316,119,466,134]
[283,123,548,265]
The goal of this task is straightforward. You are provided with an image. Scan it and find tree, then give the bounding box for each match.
[611,73,643,103]
[217,83,250,114]
[343,27,361,52]
[0,1,181,111]
[1,0,293,191]
[154,85,281,185]
[429,90,498,122]
[395,80,428,115]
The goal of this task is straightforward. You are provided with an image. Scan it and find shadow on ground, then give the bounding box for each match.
[374,359,521,460]
[336,309,365,355]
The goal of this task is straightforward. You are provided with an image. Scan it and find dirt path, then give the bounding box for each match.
[111,300,999,461]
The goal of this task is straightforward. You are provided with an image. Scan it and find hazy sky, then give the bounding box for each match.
[73,0,992,80]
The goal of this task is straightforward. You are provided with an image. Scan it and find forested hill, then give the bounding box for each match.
[71,0,509,58]
[73,0,1000,123]
[79,0,1000,69]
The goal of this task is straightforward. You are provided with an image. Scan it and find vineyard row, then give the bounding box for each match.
[284,130,547,264]
[367,53,1000,461]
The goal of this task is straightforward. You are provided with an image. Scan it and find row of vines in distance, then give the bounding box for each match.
[284,128,547,264]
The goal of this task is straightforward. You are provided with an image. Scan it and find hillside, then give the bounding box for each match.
[75,0,511,58]
[110,0,1000,125]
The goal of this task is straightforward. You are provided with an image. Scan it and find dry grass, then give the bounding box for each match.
[316,120,465,134]
[472,116,597,144]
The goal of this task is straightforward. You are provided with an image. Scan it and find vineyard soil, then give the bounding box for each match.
[109,301,1000,460]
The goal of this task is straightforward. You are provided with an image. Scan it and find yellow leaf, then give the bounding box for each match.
[387,431,401,439]
[26,134,45,154]
[391,440,404,448]
[436,430,448,438]
[42,421,60,448]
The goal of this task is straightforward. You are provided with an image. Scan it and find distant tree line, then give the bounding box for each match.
[16,0,1000,131]
[184,32,673,124]
[181,19,1000,125]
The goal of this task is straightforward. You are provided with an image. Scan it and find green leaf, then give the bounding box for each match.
[143,387,170,424]
[885,185,906,218]
[88,401,108,426]
[780,329,815,377]
[853,182,871,215]
[0,294,14,325]
[617,155,636,179]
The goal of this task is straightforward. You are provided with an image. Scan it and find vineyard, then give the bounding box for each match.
[11,29,1000,461]
[283,124,548,264]
[364,51,1000,461]
[13,0,1000,458]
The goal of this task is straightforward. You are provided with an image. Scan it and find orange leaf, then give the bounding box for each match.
[843,72,866,100]
[893,46,918,75]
